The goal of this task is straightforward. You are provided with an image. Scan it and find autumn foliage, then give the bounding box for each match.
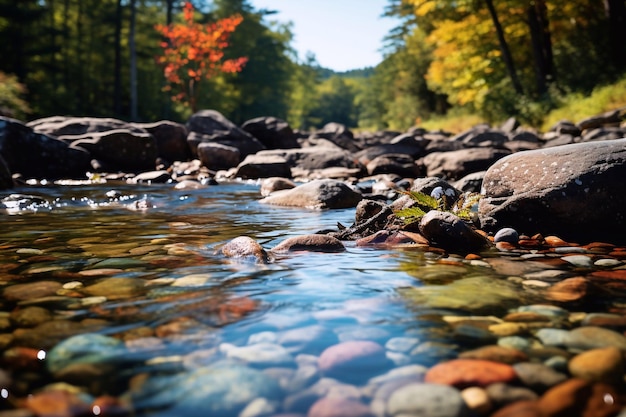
[155,2,247,112]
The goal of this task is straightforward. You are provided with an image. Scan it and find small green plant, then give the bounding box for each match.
[394,189,482,225]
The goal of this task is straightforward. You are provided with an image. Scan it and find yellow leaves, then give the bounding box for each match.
[411,0,437,17]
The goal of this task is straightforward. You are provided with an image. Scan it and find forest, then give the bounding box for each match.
[0,0,625,131]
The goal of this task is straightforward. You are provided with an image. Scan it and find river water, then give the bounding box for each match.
[1,181,625,416]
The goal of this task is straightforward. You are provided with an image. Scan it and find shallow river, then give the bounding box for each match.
[1,181,625,416]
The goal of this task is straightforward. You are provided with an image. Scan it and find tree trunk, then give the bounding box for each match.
[129,0,138,120]
[114,0,123,116]
[605,0,626,71]
[527,0,554,95]
[484,0,524,95]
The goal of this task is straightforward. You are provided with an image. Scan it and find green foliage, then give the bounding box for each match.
[394,190,482,225]
[0,72,31,119]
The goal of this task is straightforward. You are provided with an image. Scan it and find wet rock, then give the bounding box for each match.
[425,359,518,388]
[241,116,300,150]
[26,389,92,417]
[9,306,53,328]
[0,116,91,179]
[563,326,626,350]
[81,277,148,300]
[277,325,339,355]
[308,397,375,417]
[486,383,539,407]
[221,342,294,367]
[386,382,471,417]
[220,236,270,263]
[259,179,362,210]
[260,146,362,172]
[260,177,297,196]
[568,346,625,383]
[132,120,190,163]
[3,281,63,302]
[494,227,519,244]
[313,122,361,153]
[420,147,511,181]
[546,277,592,303]
[366,153,422,178]
[271,234,345,253]
[197,142,241,170]
[490,400,543,417]
[537,378,624,417]
[459,345,528,364]
[419,211,491,253]
[186,110,265,159]
[131,363,282,417]
[129,170,172,184]
[235,154,292,179]
[512,362,568,392]
[46,333,128,374]
[461,386,493,415]
[318,340,389,381]
[479,139,626,244]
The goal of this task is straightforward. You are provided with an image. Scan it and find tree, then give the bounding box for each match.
[155,1,247,113]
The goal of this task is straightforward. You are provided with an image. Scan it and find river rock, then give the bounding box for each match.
[537,378,624,417]
[220,236,270,263]
[81,277,148,300]
[419,211,491,253]
[260,177,296,196]
[318,340,389,381]
[241,116,300,150]
[186,109,265,159]
[425,359,518,388]
[386,382,471,417]
[235,154,292,179]
[131,363,282,417]
[568,346,625,383]
[46,333,128,374]
[28,115,144,136]
[271,234,345,253]
[512,362,568,392]
[3,281,63,302]
[0,116,91,179]
[197,142,241,170]
[479,139,626,244]
[420,147,511,181]
[260,146,362,172]
[259,179,362,209]
[563,326,626,350]
[132,120,190,163]
[221,342,294,367]
[0,154,12,189]
[313,122,361,153]
[308,396,375,417]
[70,129,158,172]
[366,153,422,178]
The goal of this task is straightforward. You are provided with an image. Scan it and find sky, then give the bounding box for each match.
[248,0,399,72]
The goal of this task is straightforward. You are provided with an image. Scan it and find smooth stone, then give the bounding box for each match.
[220,236,269,263]
[537,379,623,417]
[461,386,493,415]
[259,179,362,210]
[318,341,389,381]
[277,325,338,355]
[260,177,296,197]
[271,234,345,253]
[568,346,625,383]
[248,331,278,345]
[9,306,52,328]
[498,336,532,352]
[512,362,568,392]
[336,325,390,344]
[222,343,294,367]
[594,258,622,267]
[488,323,529,337]
[131,364,282,417]
[81,277,147,300]
[582,313,626,328]
[26,390,91,417]
[494,228,519,244]
[561,255,594,267]
[46,333,127,374]
[386,382,471,417]
[486,383,539,407]
[239,397,279,417]
[3,281,63,302]
[385,337,421,354]
[535,329,570,347]
[522,270,572,282]
[87,257,146,269]
[425,359,517,388]
[516,305,569,319]
[459,345,528,364]
[554,246,588,254]
[308,397,375,417]
[490,400,542,417]
[547,277,591,302]
[171,274,212,287]
[564,326,626,351]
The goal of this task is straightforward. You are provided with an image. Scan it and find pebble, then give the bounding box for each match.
[221,342,294,367]
[318,341,389,381]
[425,359,517,388]
[594,258,622,267]
[308,396,374,417]
[561,254,594,267]
[546,277,591,302]
[271,234,346,253]
[25,390,91,417]
[498,336,532,352]
[220,236,269,263]
[494,228,519,244]
[486,382,539,406]
[386,382,471,417]
[3,281,63,302]
[564,326,626,351]
[460,386,493,415]
[512,362,568,392]
[582,313,626,328]
[459,345,528,364]
[537,378,623,417]
[81,277,147,300]
[9,306,52,328]
[568,346,624,383]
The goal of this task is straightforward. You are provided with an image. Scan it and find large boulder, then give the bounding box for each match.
[0,154,12,189]
[186,110,265,160]
[234,154,292,179]
[479,139,626,243]
[241,116,299,150]
[420,147,511,181]
[132,120,190,163]
[312,122,361,152]
[259,179,362,210]
[258,146,362,172]
[0,117,91,179]
[70,129,158,173]
[28,116,144,137]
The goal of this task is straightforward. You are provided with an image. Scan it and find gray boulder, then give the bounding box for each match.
[197,142,240,171]
[132,120,190,163]
[479,139,626,243]
[235,154,292,179]
[28,116,145,137]
[186,110,265,159]
[420,147,511,181]
[241,116,300,149]
[259,179,362,210]
[0,117,91,179]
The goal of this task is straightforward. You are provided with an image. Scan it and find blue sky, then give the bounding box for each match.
[248,0,399,72]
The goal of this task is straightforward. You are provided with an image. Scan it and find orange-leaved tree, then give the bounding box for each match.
[155,2,248,113]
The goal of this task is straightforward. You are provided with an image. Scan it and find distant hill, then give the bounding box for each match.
[315,66,375,80]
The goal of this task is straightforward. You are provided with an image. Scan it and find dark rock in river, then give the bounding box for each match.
[479,139,626,244]
[313,122,362,153]
[259,179,362,210]
[241,116,300,150]
[132,120,190,163]
[186,109,265,159]
[419,210,492,253]
[221,236,270,263]
[197,142,240,170]
[0,154,12,189]
[235,154,292,179]
[0,117,91,179]
[420,147,511,181]
[28,116,144,136]
[271,234,345,253]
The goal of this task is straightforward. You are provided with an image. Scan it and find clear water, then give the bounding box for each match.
[1,181,621,415]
